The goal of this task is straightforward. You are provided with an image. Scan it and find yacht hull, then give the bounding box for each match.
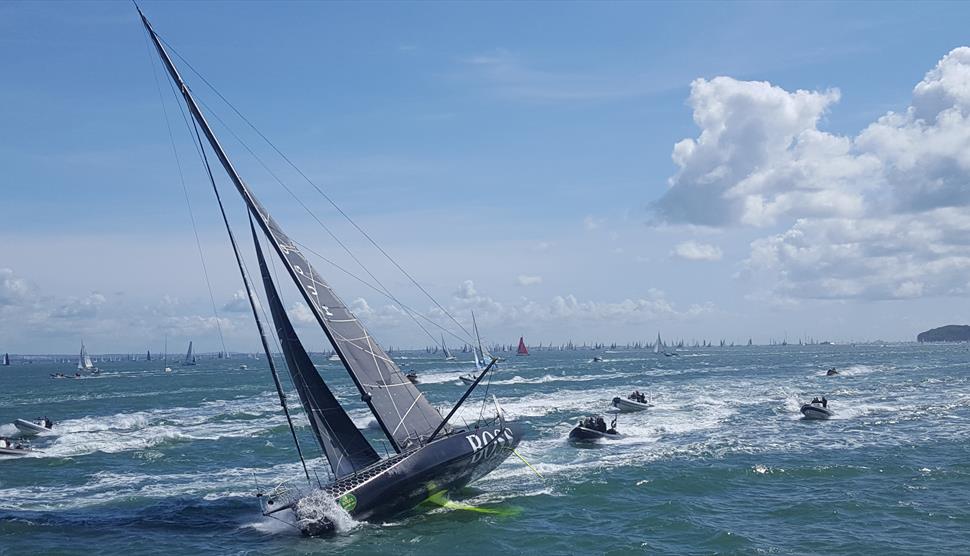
[266,422,523,535]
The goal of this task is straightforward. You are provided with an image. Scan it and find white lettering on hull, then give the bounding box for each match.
[465,427,515,464]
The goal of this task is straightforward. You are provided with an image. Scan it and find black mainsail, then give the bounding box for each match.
[252,222,380,478]
[139,10,444,453]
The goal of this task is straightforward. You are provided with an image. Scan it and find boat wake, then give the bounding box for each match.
[294,489,360,535]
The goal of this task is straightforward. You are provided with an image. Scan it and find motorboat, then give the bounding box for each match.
[612,396,651,412]
[406,372,418,384]
[14,418,54,436]
[459,373,479,385]
[568,415,621,442]
[826,368,839,376]
[592,356,604,362]
[800,401,834,419]
[0,437,31,456]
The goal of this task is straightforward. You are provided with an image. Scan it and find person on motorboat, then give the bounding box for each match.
[1,438,24,450]
[811,397,821,405]
[43,417,53,429]
[594,416,607,433]
[606,417,618,435]
[821,397,828,408]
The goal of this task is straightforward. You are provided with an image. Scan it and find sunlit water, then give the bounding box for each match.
[1,344,968,554]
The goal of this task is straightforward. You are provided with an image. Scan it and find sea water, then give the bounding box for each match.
[1,344,968,554]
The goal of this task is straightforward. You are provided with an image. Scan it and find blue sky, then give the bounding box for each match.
[4,1,970,353]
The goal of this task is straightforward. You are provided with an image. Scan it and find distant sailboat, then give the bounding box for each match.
[654,333,662,354]
[471,311,494,371]
[441,334,456,361]
[516,336,529,356]
[465,311,494,381]
[182,341,196,366]
[147,349,152,362]
[79,342,93,370]
[2,353,9,366]
[78,342,98,373]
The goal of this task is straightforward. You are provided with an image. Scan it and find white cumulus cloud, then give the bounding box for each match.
[655,47,970,300]
[672,241,723,261]
[516,275,543,286]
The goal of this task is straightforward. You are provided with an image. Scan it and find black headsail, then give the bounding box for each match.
[251,220,380,477]
[139,10,445,453]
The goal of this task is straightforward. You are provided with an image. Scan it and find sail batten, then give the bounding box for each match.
[139,11,443,453]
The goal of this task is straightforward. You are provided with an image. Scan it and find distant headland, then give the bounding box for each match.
[917,325,970,343]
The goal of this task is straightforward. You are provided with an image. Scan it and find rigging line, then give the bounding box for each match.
[290,237,472,348]
[258,224,375,475]
[141,22,228,357]
[157,50,290,369]
[180,82,314,486]
[251,215,374,476]
[195,98,462,349]
[156,35,474,342]
[478,357,496,422]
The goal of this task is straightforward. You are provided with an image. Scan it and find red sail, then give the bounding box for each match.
[516,336,529,356]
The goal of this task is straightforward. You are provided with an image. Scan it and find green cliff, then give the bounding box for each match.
[917,325,970,343]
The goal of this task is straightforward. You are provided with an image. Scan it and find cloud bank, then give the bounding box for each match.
[654,47,970,300]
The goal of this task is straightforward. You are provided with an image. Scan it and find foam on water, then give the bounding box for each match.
[16,393,288,459]
[294,489,360,535]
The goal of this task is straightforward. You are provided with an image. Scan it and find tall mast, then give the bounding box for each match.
[138,9,443,452]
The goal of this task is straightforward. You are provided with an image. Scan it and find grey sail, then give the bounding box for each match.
[253,223,380,477]
[247,201,444,451]
[138,11,444,453]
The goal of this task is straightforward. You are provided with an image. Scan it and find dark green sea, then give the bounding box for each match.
[1,344,968,554]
